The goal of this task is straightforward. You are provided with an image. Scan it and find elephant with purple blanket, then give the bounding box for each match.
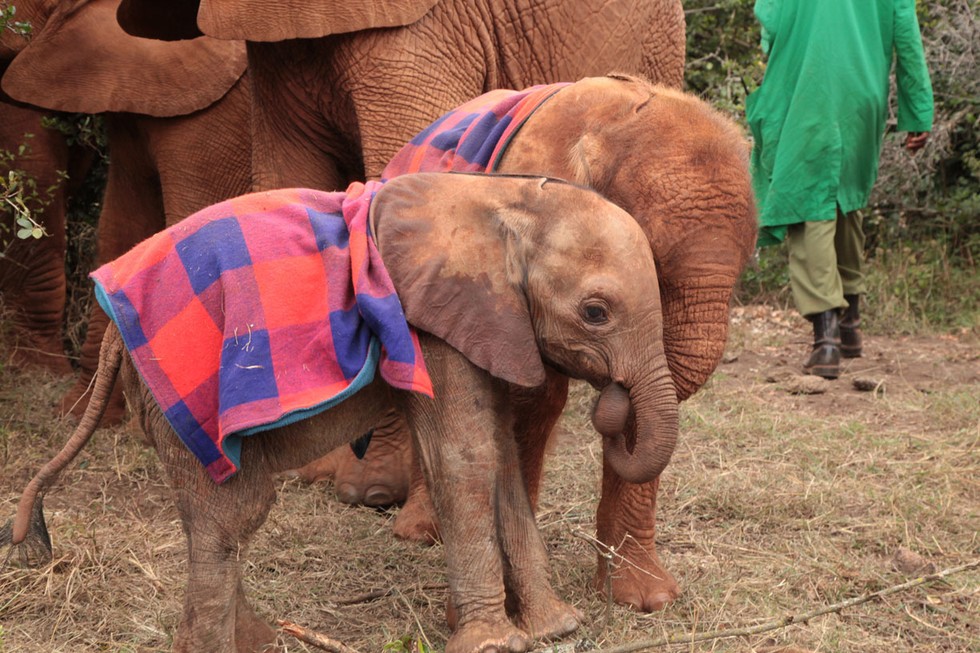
[5,172,681,653]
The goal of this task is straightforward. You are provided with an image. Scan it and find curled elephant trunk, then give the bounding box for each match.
[593,376,678,484]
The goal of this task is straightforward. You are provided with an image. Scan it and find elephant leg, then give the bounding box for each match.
[247,40,359,192]
[145,78,253,225]
[235,581,277,653]
[593,470,679,612]
[148,409,278,652]
[61,117,164,423]
[0,103,72,375]
[396,336,527,653]
[394,368,569,544]
[512,369,570,509]
[494,424,581,643]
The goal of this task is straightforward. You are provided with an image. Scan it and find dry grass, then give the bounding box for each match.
[1,306,978,652]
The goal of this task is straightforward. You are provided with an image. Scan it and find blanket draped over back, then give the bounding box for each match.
[382,83,569,179]
[91,181,433,484]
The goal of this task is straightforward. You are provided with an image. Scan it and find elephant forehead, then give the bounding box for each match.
[543,205,650,264]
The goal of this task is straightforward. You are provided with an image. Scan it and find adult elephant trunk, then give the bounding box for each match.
[592,369,679,485]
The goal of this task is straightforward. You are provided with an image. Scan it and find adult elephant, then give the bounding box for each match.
[8,173,681,652]
[1,0,251,419]
[116,0,687,506]
[117,0,685,188]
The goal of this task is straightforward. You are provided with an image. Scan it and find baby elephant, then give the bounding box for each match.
[3,172,679,653]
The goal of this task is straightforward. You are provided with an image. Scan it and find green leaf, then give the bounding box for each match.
[15,216,32,229]
[31,227,44,239]
[16,228,33,239]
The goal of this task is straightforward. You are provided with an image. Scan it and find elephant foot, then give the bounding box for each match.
[512,594,581,643]
[593,548,680,612]
[290,440,411,507]
[60,375,127,424]
[235,586,278,652]
[392,472,440,544]
[332,416,412,507]
[447,618,528,653]
[333,443,410,507]
[288,415,412,508]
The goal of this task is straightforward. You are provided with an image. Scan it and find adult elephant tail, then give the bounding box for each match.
[2,325,125,560]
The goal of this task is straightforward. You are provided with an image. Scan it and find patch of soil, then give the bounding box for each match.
[720,305,979,414]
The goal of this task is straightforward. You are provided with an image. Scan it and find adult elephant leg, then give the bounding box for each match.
[61,117,164,422]
[593,468,678,612]
[0,103,72,374]
[247,40,359,193]
[148,76,253,225]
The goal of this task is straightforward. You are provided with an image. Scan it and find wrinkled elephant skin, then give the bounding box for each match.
[8,173,678,653]
[0,0,251,417]
[391,77,757,612]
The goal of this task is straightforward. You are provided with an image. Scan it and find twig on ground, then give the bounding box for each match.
[584,559,980,652]
[331,582,447,606]
[277,619,362,653]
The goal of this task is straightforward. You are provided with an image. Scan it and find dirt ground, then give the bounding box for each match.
[1,305,977,652]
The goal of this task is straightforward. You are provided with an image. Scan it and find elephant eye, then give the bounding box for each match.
[582,302,610,325]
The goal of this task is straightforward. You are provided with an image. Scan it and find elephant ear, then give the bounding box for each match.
[1,0,245,117]
[370,174,546,389]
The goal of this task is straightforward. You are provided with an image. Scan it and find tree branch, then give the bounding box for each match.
[277,619,363,653]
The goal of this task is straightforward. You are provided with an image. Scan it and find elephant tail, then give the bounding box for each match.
[2,325,125,564]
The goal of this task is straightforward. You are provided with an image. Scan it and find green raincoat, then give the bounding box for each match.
[747,0,934,246]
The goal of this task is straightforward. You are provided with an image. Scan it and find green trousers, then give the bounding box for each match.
[786,209,866,317]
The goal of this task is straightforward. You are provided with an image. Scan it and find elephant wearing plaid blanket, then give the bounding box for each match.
[6,173,679,653]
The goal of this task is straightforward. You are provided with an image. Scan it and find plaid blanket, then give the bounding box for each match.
[91,182,433,484]
[382,83,569,179]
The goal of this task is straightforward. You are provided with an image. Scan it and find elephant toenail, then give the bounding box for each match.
[363,485,395,507]
[335,482,363,504]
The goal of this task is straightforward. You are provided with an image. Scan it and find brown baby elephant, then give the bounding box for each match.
[4,173,680,653]
[301,76,759,612]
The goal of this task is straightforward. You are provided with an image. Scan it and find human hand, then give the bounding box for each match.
[904,132,929,152]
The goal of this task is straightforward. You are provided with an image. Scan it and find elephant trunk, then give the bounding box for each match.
[662,281,735,401]
[594,369,679,485]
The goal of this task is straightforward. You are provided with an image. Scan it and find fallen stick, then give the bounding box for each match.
[332,582,448,606]
[581,558,980,653]
[277,619,362,653]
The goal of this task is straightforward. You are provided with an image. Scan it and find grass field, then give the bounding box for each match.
[1,305,977,652]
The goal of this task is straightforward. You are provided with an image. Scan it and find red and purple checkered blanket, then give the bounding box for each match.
[91,182,433,484]
[382,83,569,179]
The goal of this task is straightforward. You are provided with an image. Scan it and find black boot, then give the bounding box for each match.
[803,309,841,379]
[840,294,862,358]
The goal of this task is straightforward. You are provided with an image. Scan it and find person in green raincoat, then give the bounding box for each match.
[747,0,933,379]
